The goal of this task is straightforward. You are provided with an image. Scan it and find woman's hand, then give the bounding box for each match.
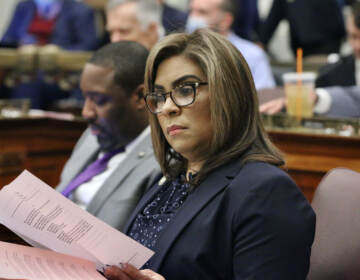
[104,263,165,280]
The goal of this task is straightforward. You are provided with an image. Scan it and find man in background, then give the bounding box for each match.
[56,0,167,232]
[105,0,164,49]
[1,0,98,50]
[56,41,159,231]
[186,0,275,90]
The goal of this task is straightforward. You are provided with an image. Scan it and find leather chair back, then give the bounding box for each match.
[308,168,360,280]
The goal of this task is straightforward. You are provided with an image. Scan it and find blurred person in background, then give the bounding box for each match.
[259,0,346,58]
[0,0,99,109]
[316,2,360,88]
[1,0,98,50]
[105,0,165,49]
[232,0,260,41]
[1,0,97,50]
[185,0,275,90]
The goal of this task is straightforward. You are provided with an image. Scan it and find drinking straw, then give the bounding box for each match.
[296,48,303,74]
[295,48,303,120]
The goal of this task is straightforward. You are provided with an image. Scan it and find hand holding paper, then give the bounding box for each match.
[0,170,154,276]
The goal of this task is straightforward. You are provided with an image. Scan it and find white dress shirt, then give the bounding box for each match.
[227,32,275,90]
[314,88,332,114]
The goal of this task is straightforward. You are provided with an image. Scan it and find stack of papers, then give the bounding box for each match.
[0,170,154,279]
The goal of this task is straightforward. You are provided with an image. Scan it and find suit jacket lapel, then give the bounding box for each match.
[57,130,99,192]
[124,159,243,271]
[86,133,154,215]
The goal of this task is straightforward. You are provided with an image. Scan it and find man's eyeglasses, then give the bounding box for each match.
[144,82,208,114]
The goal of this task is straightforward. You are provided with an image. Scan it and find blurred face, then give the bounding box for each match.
[347,15,360,59]
[188,0,227,34]
[154,55,213,166]
[81,63,140,151]
[106,2,157,49]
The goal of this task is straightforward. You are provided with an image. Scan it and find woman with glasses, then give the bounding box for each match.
[104,29,315,280]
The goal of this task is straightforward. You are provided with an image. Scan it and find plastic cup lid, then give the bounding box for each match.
[282,72,317,82]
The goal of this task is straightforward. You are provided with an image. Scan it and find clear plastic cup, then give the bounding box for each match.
[282,72,316,118]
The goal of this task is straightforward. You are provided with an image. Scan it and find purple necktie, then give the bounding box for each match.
[61,147,125,198]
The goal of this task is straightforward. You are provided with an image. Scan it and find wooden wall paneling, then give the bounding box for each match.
[269,130,360,201]
[0,117,87,244]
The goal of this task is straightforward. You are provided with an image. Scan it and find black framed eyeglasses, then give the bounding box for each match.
[144,82,208,114]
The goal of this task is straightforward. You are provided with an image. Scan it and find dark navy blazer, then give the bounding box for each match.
[259,0,345,56]
[1,0,98,50]
[124,160,316,280]
[316,55,356,88]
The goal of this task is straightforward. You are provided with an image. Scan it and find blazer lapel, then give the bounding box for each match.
[123,176,163,233]
[57,130,99,192]
[86,133,154,215]
[124,159,243,271]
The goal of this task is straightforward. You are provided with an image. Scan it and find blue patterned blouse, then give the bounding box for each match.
[127,174,191,267]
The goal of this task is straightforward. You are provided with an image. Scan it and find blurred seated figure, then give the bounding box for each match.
[186,0,275,90]
[316,2,360,88]
[259,0,346,58]
[259,86,360,118]
[105,0,164,49]
[1,0,98,50]
[0,0,99,110]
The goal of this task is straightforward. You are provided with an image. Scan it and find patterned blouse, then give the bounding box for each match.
[127,174,191,267]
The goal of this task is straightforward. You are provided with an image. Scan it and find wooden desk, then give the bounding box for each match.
[258,88,360,201]
[268,130,360,201]
[0,117,86,188]
[0,116,86,243]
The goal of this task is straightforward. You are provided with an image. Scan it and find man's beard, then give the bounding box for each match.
[88,119,127,152]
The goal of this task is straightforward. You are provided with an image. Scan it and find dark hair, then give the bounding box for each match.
[145,29,284,187]
[351,2,360,29]
[88,41,149,95]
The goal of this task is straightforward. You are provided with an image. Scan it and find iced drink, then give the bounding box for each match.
[282,72,316,118]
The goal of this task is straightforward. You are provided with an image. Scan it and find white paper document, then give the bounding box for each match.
[0,170,153,271]
[0,241,105,280]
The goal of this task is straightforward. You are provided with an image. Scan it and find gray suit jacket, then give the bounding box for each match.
[324,86,360,118]
[56,127,160,232]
